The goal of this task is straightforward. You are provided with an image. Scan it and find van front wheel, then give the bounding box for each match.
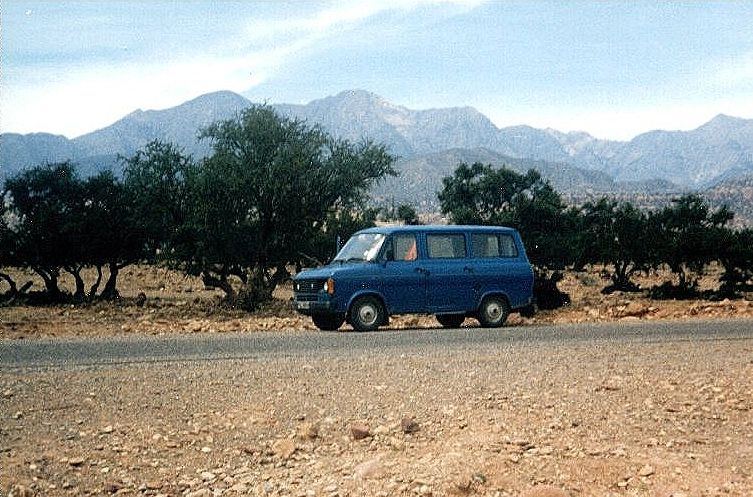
[312,313,345,331]
[478,296,510,328]
[349,296,385,332]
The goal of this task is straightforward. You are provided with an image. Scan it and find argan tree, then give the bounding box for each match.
[3,162,83,299]
[718,228,753,297]
[580,198,651,293]
[81,171,147,299]
[129,106,397,309]
[648,194,733,297]
[438,162,576,308]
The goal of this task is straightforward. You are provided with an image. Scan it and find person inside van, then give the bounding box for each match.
[393,234,417,261]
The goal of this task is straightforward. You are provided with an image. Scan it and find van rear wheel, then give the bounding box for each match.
[349,296,385,332]
[312,313,345,331]
[478,295,510,328]
[436,314,465,328]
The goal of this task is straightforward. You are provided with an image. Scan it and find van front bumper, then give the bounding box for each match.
[293,296,337,315]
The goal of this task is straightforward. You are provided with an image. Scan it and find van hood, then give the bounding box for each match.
[294,262,376,280]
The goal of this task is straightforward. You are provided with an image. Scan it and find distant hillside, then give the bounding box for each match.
[373,148,679,211]
[603,115,753,187]
[704,173,753,227]
[2,89,753,203]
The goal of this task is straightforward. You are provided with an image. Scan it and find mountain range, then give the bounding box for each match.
[2,89,753,213]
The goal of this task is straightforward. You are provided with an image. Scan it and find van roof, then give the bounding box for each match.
[357,224,518,235]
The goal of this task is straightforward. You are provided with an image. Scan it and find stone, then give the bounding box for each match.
[520,485,569,497]
[230,482,249,493]
[638,464,655,477]
[350,423,371,440]
[354,457,385,480]
[68,457,85,467]
[8,485,34,497]
[186,490,213,497]
[101,425,114,434]
[200,471,216,481]
[298,422,320,440]
[273,438,296,459]
[103,481,123,493]
[400,417,420,434]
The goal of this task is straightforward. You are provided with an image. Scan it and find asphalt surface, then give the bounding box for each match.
[2,319,752,371]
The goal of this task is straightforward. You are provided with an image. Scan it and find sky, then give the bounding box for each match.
[3,0,753,140]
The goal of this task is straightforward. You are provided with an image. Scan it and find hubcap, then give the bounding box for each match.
[359,304,378,326]
[486,301,501,321]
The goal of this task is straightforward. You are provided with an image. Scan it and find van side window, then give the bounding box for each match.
[393,234,418,261]
[472,233,518,258]
[427,234,466,259]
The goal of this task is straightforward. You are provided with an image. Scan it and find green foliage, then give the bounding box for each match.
[396,204,420,225]
[139,105,398,309]
[122,140,195,255]
[304,208,379,267]
[2,163,145,301]
[80,171,147,299]
[718,228,753,296]
[438,162,577,269]
[647,194,733,297]
[3,162,83,297]
[438,162,578,309]
[380,202,421,225]
[579,198,650,293]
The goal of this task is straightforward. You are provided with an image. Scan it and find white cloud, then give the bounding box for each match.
[1,0,487,136]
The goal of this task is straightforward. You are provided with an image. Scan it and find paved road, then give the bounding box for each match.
[2,319,752,370]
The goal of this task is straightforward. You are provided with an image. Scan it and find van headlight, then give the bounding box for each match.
[323,278,335,295]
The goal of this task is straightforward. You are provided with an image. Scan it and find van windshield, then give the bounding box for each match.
[333,233,385,262]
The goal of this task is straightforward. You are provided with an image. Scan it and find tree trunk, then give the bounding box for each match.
[89,265,103,300]
[0,271,18,296]
[202,271,237,301]
[65,266,86,302]
[33,267,62,300]
[100,263,121,300]
[236,267,274,311]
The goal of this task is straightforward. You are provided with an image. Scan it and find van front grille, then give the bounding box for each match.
[295,279,323,294]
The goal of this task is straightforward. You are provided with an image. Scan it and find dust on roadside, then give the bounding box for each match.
[1,265,753,340]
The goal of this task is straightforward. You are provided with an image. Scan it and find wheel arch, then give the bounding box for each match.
[346,291,389,321]
[476,290,511,312]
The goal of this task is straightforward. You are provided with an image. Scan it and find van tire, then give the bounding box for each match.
[312,313,345,331]
[478,295,510,328]
[436,314,465,328]
[349,296,385,332]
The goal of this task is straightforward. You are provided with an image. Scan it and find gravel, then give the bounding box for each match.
[2,321,753,496]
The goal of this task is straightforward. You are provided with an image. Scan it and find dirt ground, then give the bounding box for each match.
[2,266,753,497]
[1,265,752,339]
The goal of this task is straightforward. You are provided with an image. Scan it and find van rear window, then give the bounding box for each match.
[427,234,466,259]
[471,233,518,258]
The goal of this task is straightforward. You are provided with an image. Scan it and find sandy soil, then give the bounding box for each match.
[1,265,752,339]
[2,266,753,497]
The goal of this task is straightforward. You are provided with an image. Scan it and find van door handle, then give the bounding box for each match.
[463,266,474,273]
[414,267,429,275]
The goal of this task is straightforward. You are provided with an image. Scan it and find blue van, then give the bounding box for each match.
[293,225,534,331]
